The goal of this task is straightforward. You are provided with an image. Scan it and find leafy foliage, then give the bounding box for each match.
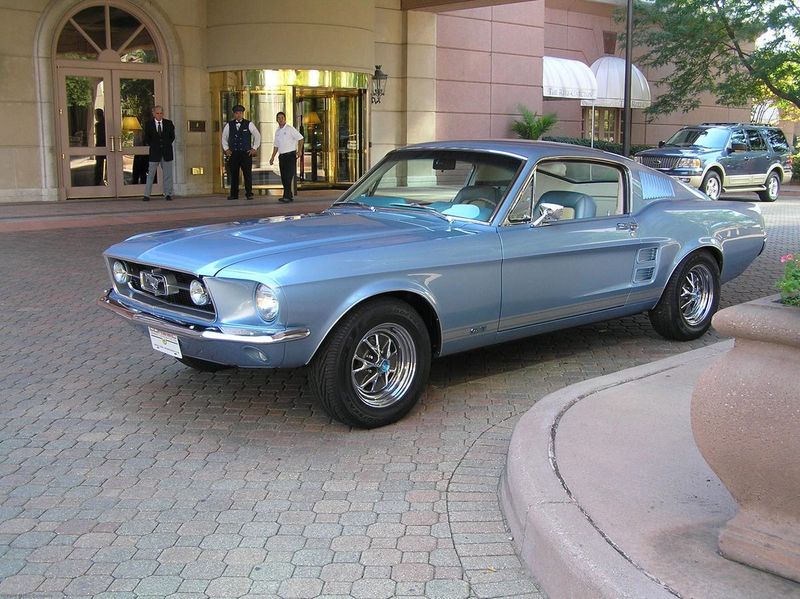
[777,253,800,306]
[511,105,558,140]
[542,136,653,157]
[623,0,800,116]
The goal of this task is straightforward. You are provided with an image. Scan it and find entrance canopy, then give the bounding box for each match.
[542,56,597,100]
[581,56,651,108]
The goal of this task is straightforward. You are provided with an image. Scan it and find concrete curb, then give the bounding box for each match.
[499,343,732,599]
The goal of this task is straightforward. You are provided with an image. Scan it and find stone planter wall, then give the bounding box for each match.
[691,295,800,582]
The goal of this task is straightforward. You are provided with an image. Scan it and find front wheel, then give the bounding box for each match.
[701,171,722,200]
[758,171,780,202]
[310,298,431,428]
[649,252,720,341]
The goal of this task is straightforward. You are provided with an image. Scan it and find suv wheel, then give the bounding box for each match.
[758,171,780,202]
[701,171,722,200]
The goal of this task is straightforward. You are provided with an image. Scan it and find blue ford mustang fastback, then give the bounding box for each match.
[100,140,765,427]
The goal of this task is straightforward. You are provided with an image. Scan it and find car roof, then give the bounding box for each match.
[397,139,633,163]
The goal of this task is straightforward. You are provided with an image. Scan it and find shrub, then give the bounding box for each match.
[541,136,653,157]
[512,105,558,140]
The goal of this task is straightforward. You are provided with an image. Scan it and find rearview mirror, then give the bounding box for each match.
[658,140,665,148]
[432,157,456,171]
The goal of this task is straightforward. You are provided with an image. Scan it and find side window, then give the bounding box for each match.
[746,129,767,151]
[506,159,624,224]
[765,128,789,153]
[730,128,748,148]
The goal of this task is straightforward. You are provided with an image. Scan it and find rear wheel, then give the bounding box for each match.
[310,298,431,428]
[701,171,722,200]
[649,252,720,341]
[176,356,232,372]
[758,171,780,202]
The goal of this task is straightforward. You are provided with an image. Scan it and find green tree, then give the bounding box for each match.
[626,0,799,116]
[511,105,558,140]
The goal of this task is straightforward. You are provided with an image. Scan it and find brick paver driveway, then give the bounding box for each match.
[1,197,797,598]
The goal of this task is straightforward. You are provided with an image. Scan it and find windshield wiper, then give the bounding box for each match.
[332,199,374,209]
[390,203,451,221]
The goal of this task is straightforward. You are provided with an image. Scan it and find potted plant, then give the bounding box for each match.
[691,253,800,582]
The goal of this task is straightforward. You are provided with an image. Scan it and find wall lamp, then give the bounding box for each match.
[371,65,388,104]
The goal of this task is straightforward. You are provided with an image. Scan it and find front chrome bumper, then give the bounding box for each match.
[98,290,310,345]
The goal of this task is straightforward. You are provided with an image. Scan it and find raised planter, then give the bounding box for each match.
[691,295,800,582]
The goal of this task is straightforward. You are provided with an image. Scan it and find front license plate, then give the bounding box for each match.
[148,327,182,358]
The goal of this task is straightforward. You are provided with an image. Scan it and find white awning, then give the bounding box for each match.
[542,56,597,100]
[581,56,651,108]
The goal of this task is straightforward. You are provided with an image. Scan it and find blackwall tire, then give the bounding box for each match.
[649,252,720,341]
[310,298,431,428]
[701,171,722,200]
[758,171,780,202]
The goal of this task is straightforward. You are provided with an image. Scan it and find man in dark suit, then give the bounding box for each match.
[143,105,175,201]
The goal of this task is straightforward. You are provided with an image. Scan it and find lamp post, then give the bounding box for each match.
[622,0,634,157]
[371,65,388,104]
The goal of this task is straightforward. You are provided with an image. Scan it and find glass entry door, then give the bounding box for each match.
[58,67,160,198]
[295,89,364,188]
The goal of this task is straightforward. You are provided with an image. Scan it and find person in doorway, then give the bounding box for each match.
[269,111,303,202]
[142,105,175,201]
[93,108,106,186]
[222,104,261,200]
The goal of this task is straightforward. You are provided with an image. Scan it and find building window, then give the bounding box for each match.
[603,31,617,55]
[57,4,159,63]
[582,107,621,143]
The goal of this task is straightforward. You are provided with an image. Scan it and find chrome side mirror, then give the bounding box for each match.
[532,202,563,226]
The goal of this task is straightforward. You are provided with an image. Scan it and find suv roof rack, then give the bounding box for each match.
[699,122,775,128]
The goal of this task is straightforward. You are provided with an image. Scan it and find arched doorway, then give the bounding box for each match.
[54,2,167,199]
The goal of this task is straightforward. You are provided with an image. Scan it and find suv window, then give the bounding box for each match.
[764,128,790,153]
[664,127,729,149]
[729,128,748,148]
[746,129,767,151]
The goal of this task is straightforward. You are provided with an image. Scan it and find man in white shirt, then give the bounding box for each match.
[269,111,304,202]
[221,104,261,200]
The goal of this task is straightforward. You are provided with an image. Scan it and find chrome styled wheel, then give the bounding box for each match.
[701,172,721,200]
[680,263,715,326]
[351,324,417,408]
[759,171,780,202]
[649,252,720,341]
[310,298,431,428]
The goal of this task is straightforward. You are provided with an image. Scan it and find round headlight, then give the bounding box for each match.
[255,284,279,322]
[189,279,209,306]
[112,261,130,284]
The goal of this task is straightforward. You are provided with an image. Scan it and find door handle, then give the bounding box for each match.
[616,222,638,231]
[110,136,116,152]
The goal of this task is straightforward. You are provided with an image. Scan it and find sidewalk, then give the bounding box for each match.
[2,184,798,234]
[501,343,800,599]
[0,190,341,233]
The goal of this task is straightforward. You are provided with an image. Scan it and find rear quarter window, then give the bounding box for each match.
[632,170,689,211]
[765,128,790,153]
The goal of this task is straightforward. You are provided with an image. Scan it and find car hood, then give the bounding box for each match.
[637,146,720,158]
[104,208,482,276]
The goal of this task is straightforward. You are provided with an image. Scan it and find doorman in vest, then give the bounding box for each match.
[222,104,261,200]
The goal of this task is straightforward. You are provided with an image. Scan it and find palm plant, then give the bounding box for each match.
[511,105,558,140]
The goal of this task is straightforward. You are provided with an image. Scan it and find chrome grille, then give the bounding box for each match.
[638,156,680,170]
[112,260,215,315]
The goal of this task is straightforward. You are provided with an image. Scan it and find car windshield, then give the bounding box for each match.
[336,149,522,222]
[664,127,729,149]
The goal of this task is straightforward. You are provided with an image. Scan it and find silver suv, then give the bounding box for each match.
[635,123,793,201]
